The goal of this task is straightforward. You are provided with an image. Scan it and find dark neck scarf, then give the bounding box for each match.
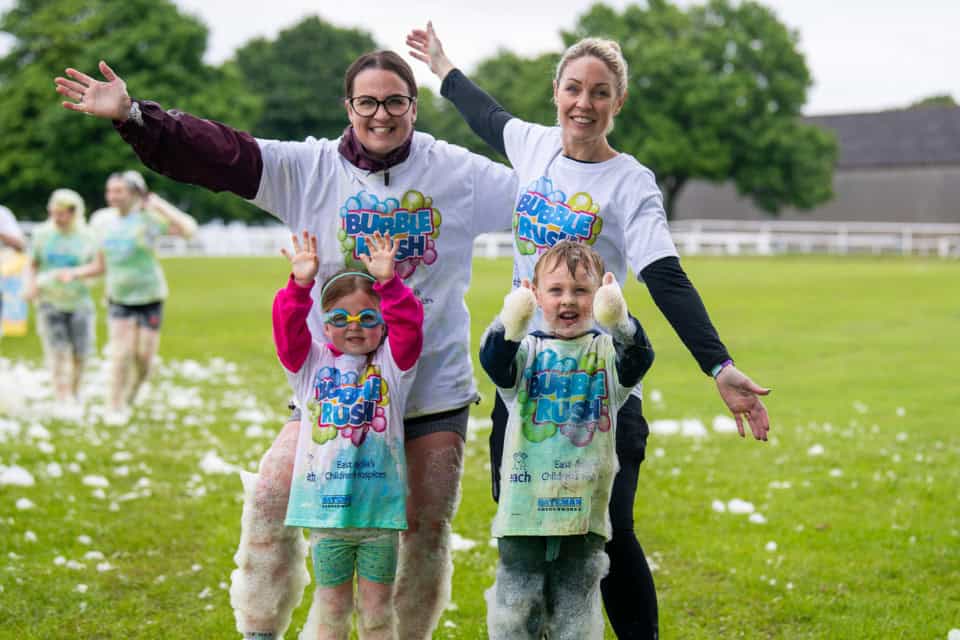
[338,126,413,173]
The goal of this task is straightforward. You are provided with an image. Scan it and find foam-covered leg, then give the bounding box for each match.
[484,539,545,640]
[299,582,354,640]
[128,325,160,404]
[394,439,463,640]
[357,578,396,640]
[545,537,608,640]
[50,349,74,402]
[231,424,310,638]
[107,317,135,412]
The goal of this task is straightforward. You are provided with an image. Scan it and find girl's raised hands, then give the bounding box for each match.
[55,61,132,121]
[360,232,399,284]
[281,231,320,287]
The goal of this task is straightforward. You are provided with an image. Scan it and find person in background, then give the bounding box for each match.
[0,203,27,341]
[60,170,197,422]
[23,189,97,405]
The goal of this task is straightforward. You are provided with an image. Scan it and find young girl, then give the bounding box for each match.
[24,189,97,406]
[237,230,423,640]
[479,241,654,639]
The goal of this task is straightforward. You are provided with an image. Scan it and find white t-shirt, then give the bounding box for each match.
[0,205,24,247]
[285,340,415,530]
[503,120,678,396]
[253,131,517,417]
[503,120,678,289]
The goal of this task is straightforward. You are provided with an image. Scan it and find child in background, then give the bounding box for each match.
[233,230,423,640]
[23,189,97,405]
[479,240,654,640]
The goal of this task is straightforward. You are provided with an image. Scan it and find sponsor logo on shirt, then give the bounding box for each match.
[537,496,583,512]
[513,177,603,256]
[338,189,442,279]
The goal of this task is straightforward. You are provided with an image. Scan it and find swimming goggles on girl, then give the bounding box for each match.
[323,308,384,328]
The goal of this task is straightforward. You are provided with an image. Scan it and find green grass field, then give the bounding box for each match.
[1,255,958,639]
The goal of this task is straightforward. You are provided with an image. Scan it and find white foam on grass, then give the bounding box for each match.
[0,465,35,487]
[199,451,242,475]
[451,533,478,552]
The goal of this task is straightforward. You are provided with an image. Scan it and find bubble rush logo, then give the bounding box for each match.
[516,349,612,448]
[306,364,390,447]
[513,177,603,256]
[337,189,442,280]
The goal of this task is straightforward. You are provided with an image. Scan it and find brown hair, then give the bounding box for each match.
[344,50,418,99]
[533,240,605,286]
[319,269,380,312]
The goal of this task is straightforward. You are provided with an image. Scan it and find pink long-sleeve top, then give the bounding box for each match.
[272,273,424,374]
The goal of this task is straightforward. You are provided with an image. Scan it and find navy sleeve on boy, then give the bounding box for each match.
[479,321,522,389]
[613,315,655,387]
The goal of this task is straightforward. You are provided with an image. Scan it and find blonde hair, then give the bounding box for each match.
[533,240,605,287]
[555,37,629,99]
[46,188,87,231]
[108,170,148,196]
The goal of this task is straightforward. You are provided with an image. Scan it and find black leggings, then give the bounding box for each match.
[490,393,659,640]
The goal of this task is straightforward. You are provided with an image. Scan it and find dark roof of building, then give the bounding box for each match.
[805,106,960,169]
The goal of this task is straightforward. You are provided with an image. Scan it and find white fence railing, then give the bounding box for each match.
[17,219,960,258]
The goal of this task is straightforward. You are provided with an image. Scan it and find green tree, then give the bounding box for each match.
[907,94,956,109]
[0,0,262,222]
[234,16,377,141]
[565,0,836,217]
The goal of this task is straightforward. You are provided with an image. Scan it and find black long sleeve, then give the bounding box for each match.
[439,69,513,156]
[640,256,731,375]
[479,320,522,388]
[613,316,655,387]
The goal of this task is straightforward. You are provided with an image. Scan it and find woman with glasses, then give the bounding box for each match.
[408,22,772,639]
[56,52,517,640]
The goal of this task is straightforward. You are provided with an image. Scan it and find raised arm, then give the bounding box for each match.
[479,280,536,388]
[55,61,263,198]
[144,193,198,239]
[407,22,513,156]
[362,233,423,372]
[274,232,319,373]
[641,256,770,440]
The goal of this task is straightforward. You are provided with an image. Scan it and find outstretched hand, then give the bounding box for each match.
[55,60,131,121]
[715,365,771,441]
[360,232,398,283]
[281,231,319,287]
[406,21,455,81]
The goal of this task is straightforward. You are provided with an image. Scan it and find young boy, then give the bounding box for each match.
[478,240,654,640]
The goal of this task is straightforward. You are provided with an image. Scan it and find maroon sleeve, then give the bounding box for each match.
[272,275,315,373]
[114,100,263,199]
[374,275,424,372]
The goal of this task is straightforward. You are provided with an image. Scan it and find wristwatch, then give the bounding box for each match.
[127,100,143,127]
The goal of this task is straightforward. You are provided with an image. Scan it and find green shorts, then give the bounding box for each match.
[310,530,399,587]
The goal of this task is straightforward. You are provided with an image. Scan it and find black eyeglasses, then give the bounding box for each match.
[348,95,416,117]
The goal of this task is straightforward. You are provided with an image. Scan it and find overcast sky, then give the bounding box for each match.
[2,0,957,115]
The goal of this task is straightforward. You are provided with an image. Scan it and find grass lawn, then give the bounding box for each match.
[1,255,958,639]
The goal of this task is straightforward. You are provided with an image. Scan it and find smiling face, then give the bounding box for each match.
[346,68,417,159]
[534,258,601,339]
[323,288,385,356]
[553,55,625,147]
[105,177,137,214]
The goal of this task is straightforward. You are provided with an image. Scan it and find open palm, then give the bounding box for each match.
[55,60,130,121]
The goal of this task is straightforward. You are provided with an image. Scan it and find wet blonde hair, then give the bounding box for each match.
[46,189,86,231]
[555,37,629,99]
[533,240,605,287]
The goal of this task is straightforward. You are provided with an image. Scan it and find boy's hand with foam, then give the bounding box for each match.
[281,230,320,288]
[593,272,632,334]
[500,278,536,341]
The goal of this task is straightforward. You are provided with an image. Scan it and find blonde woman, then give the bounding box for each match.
[61,171,196,421]
[23,189,95,403]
